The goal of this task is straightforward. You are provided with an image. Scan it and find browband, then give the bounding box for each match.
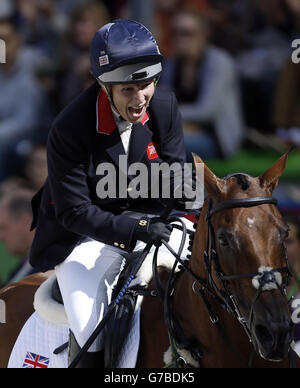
[206,196,278,220]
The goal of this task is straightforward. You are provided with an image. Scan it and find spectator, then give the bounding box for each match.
[0,190,37,285]
[155,0,211,57]
[286,0,300,36]
[0,177,30,199]
[15,0,67,59]
[281,212,300,349]
[232,0,292,133]
[0,178,31,285]
[159,9,244,161]
[273,60,300,148]
[0,0,13,19]
[272,0,300,148]
[24,145,48,191]
[0,17,47,181]
[282,213,300,299]
[14,0,69,121]
[59,1,111,107]
[0,145,48,193]
[57,0,93,16]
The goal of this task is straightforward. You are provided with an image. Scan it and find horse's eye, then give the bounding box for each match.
[218,234,229,247]
[281,227,290,241]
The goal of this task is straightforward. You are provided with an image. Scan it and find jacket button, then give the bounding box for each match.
[114,242,119,247]
[120,244,125,249]
[139,220,148,227]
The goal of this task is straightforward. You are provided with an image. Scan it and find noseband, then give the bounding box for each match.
[151,182,293,366]
[204,195,291,342]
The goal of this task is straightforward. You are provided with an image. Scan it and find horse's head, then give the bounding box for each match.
[192,152,293,362]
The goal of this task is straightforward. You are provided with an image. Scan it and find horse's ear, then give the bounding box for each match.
[259,150,291,193]
[192,153,224,195]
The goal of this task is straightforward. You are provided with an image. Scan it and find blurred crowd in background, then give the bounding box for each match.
[0,0,299,313]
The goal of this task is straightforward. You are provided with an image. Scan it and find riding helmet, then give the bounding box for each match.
[90,19,163,85]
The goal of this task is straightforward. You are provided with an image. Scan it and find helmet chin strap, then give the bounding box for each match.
[98,82,121,118]
[98,82,113,104]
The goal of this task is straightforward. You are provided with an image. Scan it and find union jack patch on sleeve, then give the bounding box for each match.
[147,142,159,160]
[22,352,50,368]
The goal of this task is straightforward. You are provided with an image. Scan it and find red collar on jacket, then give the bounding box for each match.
[96,89,149,134]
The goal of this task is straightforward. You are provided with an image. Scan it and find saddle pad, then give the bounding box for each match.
[8,308,141,368]
[8,312,69,368]
[294,341,300,357]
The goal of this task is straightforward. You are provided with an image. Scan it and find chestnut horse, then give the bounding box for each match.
[0,272,49,368]
[137,152,300,367]
[1,153,300,368]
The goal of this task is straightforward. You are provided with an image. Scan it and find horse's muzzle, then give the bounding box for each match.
[251,293,293,362]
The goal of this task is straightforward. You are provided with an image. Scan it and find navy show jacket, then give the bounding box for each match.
[29,82,186,272]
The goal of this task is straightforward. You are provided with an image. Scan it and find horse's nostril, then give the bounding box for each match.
[255,324,274,348]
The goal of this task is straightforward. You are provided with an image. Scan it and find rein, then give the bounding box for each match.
[67,194,294,368]
[153,195,293,368]
[204,196,291,341]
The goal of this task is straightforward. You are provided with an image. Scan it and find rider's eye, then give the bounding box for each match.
[141,82,151,89]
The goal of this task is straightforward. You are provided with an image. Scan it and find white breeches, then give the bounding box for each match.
[55,216,194,352]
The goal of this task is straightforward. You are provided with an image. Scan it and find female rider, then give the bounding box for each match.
[29,19,195,367]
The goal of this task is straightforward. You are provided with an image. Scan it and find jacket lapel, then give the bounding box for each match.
[104,130,127,174]
[128,121,153,165]
[96,89,127,173]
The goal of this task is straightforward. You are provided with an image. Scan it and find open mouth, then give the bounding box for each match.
[128,105,145,119]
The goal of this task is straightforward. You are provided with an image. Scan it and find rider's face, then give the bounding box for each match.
[111,81,155,123]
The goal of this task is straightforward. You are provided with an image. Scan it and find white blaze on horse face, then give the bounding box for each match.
[247,218,255,228]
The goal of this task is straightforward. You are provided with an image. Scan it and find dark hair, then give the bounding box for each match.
[3,190,34,219]
[0,16,19,32]
[172,7,210,35]
[71,1,110,26]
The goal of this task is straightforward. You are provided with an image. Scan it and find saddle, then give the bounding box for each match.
[51,279,63,305]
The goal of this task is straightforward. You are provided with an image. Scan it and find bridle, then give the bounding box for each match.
[67,175,294,368]
[154,189,293,367]
[203,195,292,343]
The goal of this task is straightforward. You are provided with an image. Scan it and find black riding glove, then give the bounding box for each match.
[133,217,173,247]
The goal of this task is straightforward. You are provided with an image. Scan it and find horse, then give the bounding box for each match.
[0,272,49,368]
[0,152,300,368]
[136,152,300,368]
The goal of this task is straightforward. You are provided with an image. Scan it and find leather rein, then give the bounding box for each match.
[150,195,293,368]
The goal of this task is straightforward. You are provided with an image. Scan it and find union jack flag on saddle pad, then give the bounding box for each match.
[22,352,50,368]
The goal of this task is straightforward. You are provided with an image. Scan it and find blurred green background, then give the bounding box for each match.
[206,149,300,181]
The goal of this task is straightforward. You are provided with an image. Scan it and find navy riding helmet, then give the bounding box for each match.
[90,19,163,85]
